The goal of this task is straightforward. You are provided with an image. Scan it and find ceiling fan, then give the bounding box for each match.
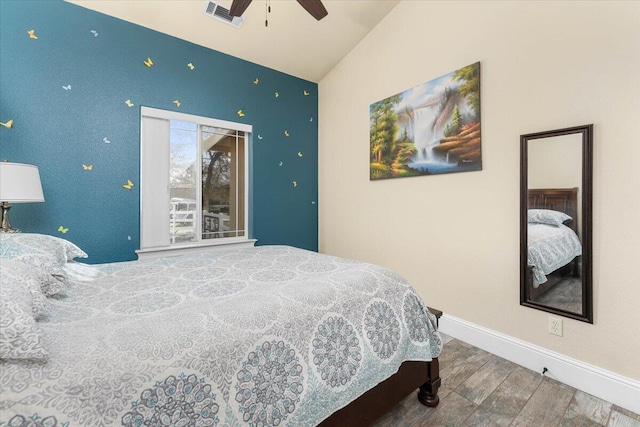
[229,0,328,21]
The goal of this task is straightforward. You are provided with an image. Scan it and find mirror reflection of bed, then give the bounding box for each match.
[526,188,583,314]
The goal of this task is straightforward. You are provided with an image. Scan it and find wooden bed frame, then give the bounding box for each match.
[525,188,580,301]
[318,309,442,426]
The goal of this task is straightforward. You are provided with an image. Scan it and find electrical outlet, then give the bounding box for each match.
[548,317,563,336]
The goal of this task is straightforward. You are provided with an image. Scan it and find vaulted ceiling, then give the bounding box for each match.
[68,0,400,82]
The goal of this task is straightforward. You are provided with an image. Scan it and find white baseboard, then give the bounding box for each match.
[439,314,640,415]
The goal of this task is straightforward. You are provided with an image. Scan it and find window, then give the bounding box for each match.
[140,107,250,251]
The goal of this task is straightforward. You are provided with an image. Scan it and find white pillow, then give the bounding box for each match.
[0,265,49,361]
[0,259,52,319]
[527,209,572,226]
[0,233,86,296]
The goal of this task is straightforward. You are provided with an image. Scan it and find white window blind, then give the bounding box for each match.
[140,116,170,249]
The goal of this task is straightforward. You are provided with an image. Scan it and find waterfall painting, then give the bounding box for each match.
[370,62,481,180]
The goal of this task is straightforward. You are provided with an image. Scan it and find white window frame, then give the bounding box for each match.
[137,106,254,258]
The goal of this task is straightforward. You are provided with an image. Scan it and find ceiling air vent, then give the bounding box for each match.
[203,1,246,28]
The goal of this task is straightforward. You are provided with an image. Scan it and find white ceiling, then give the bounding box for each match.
[68,0,400,82]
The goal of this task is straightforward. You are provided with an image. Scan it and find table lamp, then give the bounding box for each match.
[0,161,45,233]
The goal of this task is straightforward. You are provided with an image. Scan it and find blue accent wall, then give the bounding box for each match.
[0,1,318,263]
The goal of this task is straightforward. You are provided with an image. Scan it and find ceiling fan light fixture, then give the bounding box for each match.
[229,0,328,22]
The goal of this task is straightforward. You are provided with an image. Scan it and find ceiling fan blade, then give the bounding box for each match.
[296,0,328,20]
[229,0,253,17]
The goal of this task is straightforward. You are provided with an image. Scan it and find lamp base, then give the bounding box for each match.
[0,202,20,233]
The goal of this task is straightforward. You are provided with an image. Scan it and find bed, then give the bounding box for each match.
[525,188,582,300]
[0,235,442,426]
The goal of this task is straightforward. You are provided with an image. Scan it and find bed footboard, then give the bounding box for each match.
[317,358,440,426]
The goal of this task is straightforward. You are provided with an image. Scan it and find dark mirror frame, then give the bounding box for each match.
[520,124,593,323]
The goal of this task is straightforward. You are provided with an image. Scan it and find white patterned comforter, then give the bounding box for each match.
[0,246,441,427]
[528,224,582,286]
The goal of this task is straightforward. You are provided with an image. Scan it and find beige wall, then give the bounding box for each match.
[528,134,583,234]
[318,0,640,381]
[528,134,582,191]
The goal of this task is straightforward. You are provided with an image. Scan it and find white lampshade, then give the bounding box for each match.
[0,162,45,203]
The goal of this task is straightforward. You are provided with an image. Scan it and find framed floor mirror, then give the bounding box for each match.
[520,124,593,323]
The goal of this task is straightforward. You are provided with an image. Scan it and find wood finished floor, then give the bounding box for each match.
[373,334,640,427]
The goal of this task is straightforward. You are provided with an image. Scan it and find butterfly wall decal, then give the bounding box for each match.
[303,90,310,96]
[257,135,263,140]
[187,62,195,70]
[274,92,279,98]
[254,78,259,84]
[310,117,313,122]
[123,179,134,190]
[292,181,297,187]
[103,137,110,144]
[173,100,181,107]
[27,29,38,39]
[62,85,71,91]
[279,161,283,166]
[0,119,14,129]
[237,110,245,117]
[90,30,98,37]
[58,226,68,234]
[284,130,290,137]
[82,164,93,170]
[144,58,154,67]
[297,152,303,157]
[125,99,134,107]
